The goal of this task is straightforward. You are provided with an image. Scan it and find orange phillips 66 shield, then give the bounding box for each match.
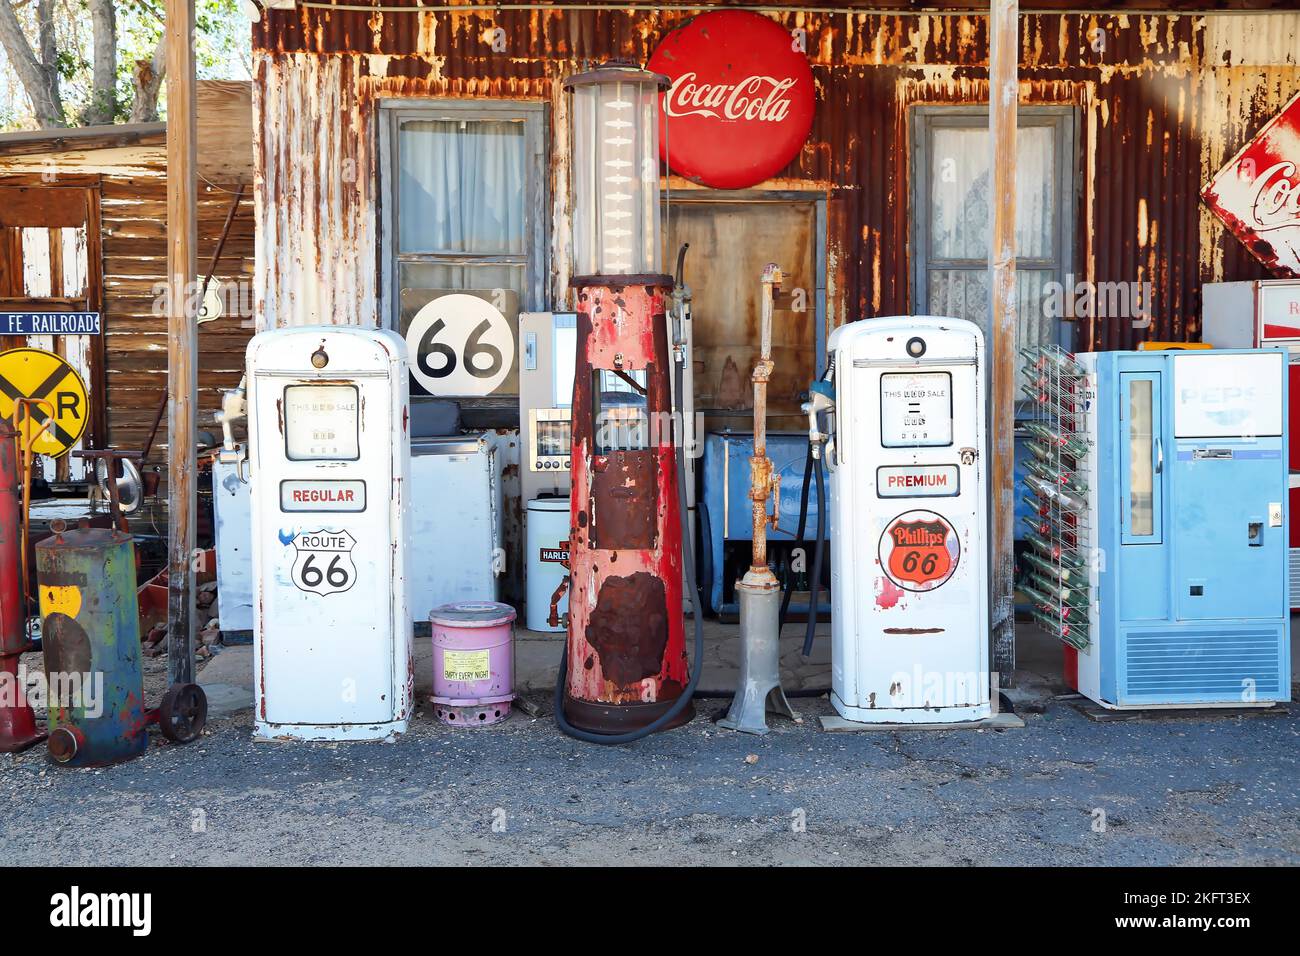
[880,511,960,591]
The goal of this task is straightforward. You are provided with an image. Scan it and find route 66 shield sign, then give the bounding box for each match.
[291,529,358,596]
[879,510,960,593]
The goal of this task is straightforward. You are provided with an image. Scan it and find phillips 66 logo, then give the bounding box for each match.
[879,510,960,592]
[290,529,357,596]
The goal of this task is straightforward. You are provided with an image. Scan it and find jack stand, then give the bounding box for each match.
[719,263,797,735]
[719,570,796,734]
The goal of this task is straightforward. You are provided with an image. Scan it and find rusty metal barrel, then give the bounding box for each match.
[35,524,148,766]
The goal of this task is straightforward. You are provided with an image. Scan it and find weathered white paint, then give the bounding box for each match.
[254,54,378,330]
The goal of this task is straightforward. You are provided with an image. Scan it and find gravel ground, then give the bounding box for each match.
[2,683,1297,866]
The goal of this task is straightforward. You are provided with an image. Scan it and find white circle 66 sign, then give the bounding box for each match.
[405,293,514,397]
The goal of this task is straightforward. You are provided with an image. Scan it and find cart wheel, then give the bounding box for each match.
[159,683,208,743]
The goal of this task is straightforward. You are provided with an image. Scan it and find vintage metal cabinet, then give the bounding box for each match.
[1070,349,1291,708]
[409,433,504,619]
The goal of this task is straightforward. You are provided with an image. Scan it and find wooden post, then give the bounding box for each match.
[165,0,197,685]
[989,0,1018,681]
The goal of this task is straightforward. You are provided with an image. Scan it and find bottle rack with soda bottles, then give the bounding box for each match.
[1019,344,1091,651]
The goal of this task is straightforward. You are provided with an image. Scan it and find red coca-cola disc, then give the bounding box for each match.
[649,10,815,190]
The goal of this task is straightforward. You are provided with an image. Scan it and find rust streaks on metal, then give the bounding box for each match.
[253,9,1300,345]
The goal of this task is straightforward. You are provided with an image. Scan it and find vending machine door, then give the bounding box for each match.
[1170,351,1287,622]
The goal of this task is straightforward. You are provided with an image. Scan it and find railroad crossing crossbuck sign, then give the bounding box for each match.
[0,347,89,458]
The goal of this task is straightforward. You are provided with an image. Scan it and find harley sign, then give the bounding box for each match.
[1202,89,1300,277]
[648,10,814,189]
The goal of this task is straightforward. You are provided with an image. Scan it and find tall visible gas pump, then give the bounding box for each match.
[556,62,703,742]
[811,317,993,725]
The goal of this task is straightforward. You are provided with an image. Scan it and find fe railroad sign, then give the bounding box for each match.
[0,347,89,458]
[1,312,101,335]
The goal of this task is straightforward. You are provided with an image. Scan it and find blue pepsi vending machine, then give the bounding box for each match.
[1062,349,1291,708]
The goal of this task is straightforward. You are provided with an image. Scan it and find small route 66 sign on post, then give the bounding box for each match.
[404,292,515,397]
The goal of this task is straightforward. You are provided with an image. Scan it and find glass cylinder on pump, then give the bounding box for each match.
[566,63,664,278]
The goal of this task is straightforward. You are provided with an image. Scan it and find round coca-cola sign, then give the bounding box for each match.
[649,10,814,190]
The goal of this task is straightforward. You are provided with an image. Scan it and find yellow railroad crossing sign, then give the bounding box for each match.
[0,348,89,458]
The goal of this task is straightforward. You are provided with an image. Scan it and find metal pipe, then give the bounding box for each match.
[11,399,53,616]
[749,263,781,576]
[989,0,1018,678]
[143,182,245,466]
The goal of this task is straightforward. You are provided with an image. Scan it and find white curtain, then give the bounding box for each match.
[927,124,1059,389]
[398,119,525,255]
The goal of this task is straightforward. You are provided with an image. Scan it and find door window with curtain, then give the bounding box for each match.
[911,106,1075,395]
[381,101,547,421]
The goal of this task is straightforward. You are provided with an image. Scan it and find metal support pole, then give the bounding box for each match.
[989,0,1019,680]
[165,0,198,685]
[720,263,795,735]
[749,263,782,575]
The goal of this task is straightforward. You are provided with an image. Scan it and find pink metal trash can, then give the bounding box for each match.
[430,602,516,726]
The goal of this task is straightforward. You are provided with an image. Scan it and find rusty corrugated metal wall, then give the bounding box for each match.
[253,3,1300,350]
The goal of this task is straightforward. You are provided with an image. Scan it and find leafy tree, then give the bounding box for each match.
[0,0,250,130]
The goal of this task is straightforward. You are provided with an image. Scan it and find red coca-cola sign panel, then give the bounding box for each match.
[1203,89,1300,278]
[648,10,814,190]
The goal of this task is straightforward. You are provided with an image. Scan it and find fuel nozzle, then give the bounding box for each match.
[803,380,835,460]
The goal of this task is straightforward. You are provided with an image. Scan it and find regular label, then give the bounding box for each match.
[878,510,960,592]
[443,649,491,683]
[280,480,366,512]
[876,464,959,498]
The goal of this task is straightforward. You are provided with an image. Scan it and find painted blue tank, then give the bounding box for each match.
[701,431,828,616]
[35,527,148,766]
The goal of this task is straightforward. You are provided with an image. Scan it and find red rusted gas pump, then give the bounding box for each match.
[555,62,703,742]
[0,418,45,753]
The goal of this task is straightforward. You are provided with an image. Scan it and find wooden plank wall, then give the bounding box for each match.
[100,173,254,456]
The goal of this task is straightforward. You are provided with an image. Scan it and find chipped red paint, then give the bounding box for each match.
[876,576,905,610]
[566,281,687,718]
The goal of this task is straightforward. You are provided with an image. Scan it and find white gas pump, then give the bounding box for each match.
[247,327,413,741]
[815,317,991,724]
